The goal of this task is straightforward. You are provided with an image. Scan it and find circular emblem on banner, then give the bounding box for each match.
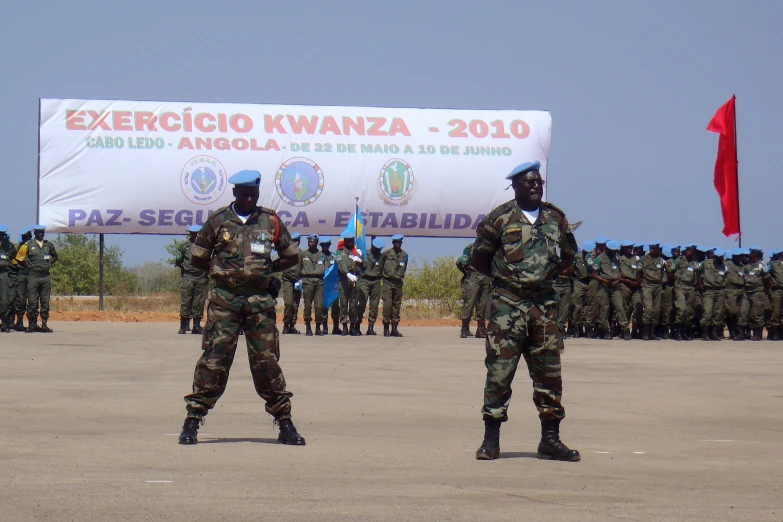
[378,159,416,206]
[181,156,227,205]
[275,158,324,207]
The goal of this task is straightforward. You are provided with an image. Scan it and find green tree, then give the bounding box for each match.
[165,238,189,266]
[50,235,138,296]
[403,256,463,316]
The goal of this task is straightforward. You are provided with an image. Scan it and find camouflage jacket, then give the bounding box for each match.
[699,258,726,289]
[191,204,296,289]
[300,249,327,278]
[742,261,769,291]
[473,200,576,293]
[770,260,783,289]
[336,246,362,278]
[588,251,620,282]
[641,254,666,285]
[381,248,408,282]
[281,248,303,282]
[0,237,17,270]
[176,241,209,278]
[24,239,58,273]
[668,255,700,288]
[618,254,639,282]
[573,251,591,281]
[363,248,384,278]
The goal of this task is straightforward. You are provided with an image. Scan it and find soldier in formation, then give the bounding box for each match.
[175,225,210,335]
[456,242,490,338]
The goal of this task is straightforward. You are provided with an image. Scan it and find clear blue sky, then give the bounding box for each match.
[1,1,781,265]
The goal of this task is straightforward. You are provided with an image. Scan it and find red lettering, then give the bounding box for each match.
[195,137,212,149]
[511,120,530,139]
[265,114,286,134]
[265,139,281,151]
[229,114,253,133]
[319,116,342,135]
[177,137,194,149]
[134,111,158,131]
[160,113,181,131]
[448,119,468,138]
[112,111,132,131]
[342,116,365,135]
[232,138,249,150]
[66,110,87,130]
[251,138,265,151]
[87,111,111,131]
[367,117,388,136]
[215,138,230,150]
[388,118,411,136]
[195,113,216,132]
[287,115,319,134]
[218,113,227,132]
[183,109,193,132]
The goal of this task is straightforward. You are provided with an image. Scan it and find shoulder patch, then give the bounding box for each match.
[258,205,276,216]
[542,201,567,220]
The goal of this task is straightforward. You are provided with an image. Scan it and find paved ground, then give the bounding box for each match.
[1,323,782,521]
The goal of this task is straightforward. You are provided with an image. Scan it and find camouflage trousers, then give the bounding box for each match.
[301,278,324,323]
[553,282,571,330]
[724,288,744,319]
[382,279,404,324]
[769,288,783,327]
[619,283,642,327]
[739,289,769,329]
[339,277,358,324]
[594,282,629,331]
[27,273,52,323]
[180,275,208,319]
[281,279,302,324]
[0,269,10,321]
[15,271,28,316]
[673,285,696,325]
[184,286,292,420]
[660,285,673,327]
[462,272,491,321]
[701,288,725,327]
[641,283,662,325]
[482,287,564,422]
[570,279,589,326]
[357,277,382,324]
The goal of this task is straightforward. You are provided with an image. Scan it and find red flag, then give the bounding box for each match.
[707,96,740,237]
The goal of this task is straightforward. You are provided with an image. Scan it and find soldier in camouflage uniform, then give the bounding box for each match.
[739,246,770,341]
[724,249,746,341]
[767,249,783,341]
[12,228,32,331]
[381,234,408,337]
[552,268,573,341]
[640,242,666,340]
[658,246,675,340]
[589,239,631,340]
[178,170,305,447]
[456,242,491,338]
[281,233,303,334]
[319,237,341,335]
[617,241,642,338]
[24,225,58,333]
[472,160,579,463]
[669,244,701,341]
[336,232,363,336]
[699,248,726,341]
[175,225,210,335]
[0,226,18,332]
[300,235,327,336]
[358,238,385,336]
[585,237,608,337]
[570,241,594,338]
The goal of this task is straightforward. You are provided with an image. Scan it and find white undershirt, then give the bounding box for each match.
[521,207,540,224]
[232,204,251,224]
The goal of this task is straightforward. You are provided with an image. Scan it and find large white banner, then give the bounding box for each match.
[38,99,551,236]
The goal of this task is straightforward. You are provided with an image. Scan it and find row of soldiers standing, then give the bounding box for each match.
[0,225,59,333]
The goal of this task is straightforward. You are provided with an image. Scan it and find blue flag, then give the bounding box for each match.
[342,205,366,256]
[323,262,340,308]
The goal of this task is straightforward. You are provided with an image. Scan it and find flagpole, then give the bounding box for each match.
[733,94,741,248]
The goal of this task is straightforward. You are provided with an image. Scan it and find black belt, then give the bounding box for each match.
[301,275,323,280]
[29,269,51,276]
[575,276,590,284]
[492,279,553,298]
[214,282,269,297]
[362,275,382,281]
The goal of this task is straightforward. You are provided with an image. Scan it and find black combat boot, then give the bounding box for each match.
[290,323,300,334]
[383,322,391,337]
[475,418,501,460]
[567,324,576,338]
[15,314,25,331]
[733,325,745,341]
[537,418,580,461]
[191,318,203,335]
[366,322,376,335]
[460,320,472,339]
[40,319,53,333]
[178,317,188,335]
[331,320,341,335]
[631,323,640,339]
[650,325,660,341]
[642,324,650,341]
[671,324,682,341]
[322,320,329,335]
[306,321,313,336]
[341,323,349,336]
[178,417,200,445]
[0,317,8,333]
[603,329,612,341]
[700,326,709,341]
[277,418,306,445]
[354,321,363,336]
[622,328,632,341]
[752,328,763,341]
[391,323,403,337]
[767,327,778,341]
[577,325,585,338]
[585,325,595,339]
[660,325,670,340]
[349,323,360,336]
[475,320,487,339]
[710,325,723,341]
[26,318,40,333]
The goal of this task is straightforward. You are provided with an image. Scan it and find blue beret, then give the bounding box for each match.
[505,160,541,180]
[319,236,332,244]
[713,248,725,257]
[0,225,7,233]
[606,240,621,251]
[682,243,696,250]
[341,231,355,240]
[749,245,763,253]
[187,225,202,233]
[290,233,301,240]
[643,244,650,253]
[18,234,24,242]
[583,240,596,251]
[741,248,751,255]
[594,236,608,244]
[391,234,404,241]
[662,247,673,257]
[620,240,634,247]
[33,224,46,231]
[372,238,386,249]
[22,227,32,235]
[633,243,645,248]
[670,245,681,251]
[307,234,319,241]
[729,249,740,257]
[695,245,709,252]
[769,248,780,256]
[228,169,261,187]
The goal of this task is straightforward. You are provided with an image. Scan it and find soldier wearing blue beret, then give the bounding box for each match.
[23,225,58,333]
[768,249,783,341]
[357,237,386,336]
[281,232,303,335]
[10,228,33,331]
[174,225,210,335]
[0,225,18,332]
